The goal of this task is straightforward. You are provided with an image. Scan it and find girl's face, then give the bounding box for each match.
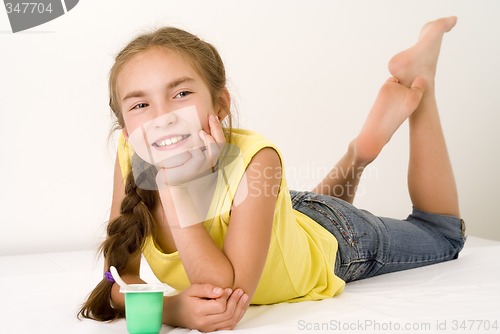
[117,47,216,167]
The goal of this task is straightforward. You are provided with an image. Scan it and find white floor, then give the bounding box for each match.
[1,236,499,334]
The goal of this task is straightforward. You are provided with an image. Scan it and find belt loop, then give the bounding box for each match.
[460,219,467,240]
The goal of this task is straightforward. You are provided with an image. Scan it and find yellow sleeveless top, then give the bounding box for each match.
[117,129,345,304]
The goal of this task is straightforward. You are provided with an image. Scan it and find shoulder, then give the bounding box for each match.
[229,128,282,166]
[246,147,282,183]
[220,129,283,207]
[233,130,283,197]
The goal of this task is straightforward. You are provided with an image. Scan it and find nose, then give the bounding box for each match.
[149,108,178,128]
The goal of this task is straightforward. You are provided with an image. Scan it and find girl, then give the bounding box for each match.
[79,16,466,331]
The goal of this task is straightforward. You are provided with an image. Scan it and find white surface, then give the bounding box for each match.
[1,1,500,256]
[0,236,498,334]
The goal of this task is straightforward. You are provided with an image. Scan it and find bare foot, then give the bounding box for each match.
[353,77,426,164]
[388,16,457,87]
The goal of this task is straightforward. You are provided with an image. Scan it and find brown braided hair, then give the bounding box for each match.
[78,158,156,321]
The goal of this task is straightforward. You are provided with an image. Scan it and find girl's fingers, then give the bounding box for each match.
[199,129,215,147]
[188,283,225,299]
[197,289,233,315]
[223,288,243,314]
[155,167,169,189]
[208,289,249,330]
[208,114,226,144]
[190,146,205,161]
[200,130,221,170]
[186,285,232,316]
[231,291,249,325]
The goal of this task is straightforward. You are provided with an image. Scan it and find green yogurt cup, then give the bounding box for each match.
[120,284,167,334]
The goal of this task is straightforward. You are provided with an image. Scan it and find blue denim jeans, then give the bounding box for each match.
[290,190,466,283]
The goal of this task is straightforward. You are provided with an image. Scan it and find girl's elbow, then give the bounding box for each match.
[217,268,235,289]
[192,267,235,289]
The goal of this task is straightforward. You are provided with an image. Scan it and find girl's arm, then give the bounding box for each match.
[159,139,281,301]
[107,153,247,331]
[222,147,281,297]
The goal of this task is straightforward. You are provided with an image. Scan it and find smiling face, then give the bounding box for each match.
[117,47,216,167]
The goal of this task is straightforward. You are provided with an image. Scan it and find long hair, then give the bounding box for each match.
[78,26,232,321]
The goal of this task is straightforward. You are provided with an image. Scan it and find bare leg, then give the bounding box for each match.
[311,141,362,204]
[389,17,460,216]
[313,77,425,203]
[314,16,459,215]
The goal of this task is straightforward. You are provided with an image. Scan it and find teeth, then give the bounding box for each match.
[154,135,187,147]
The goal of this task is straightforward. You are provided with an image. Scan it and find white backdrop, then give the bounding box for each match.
[1,0,499,255]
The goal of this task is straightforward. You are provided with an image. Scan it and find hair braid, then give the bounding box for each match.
[78,160,156,321]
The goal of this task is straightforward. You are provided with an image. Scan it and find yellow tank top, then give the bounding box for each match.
[117,129,345,304]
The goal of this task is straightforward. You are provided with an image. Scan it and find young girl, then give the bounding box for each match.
[79,16,466,331]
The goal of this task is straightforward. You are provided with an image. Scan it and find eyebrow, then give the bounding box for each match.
[121,76,195,102]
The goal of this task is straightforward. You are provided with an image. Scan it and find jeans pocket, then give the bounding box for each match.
[301,194,358,247]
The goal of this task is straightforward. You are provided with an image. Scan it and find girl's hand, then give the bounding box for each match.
[199,114,227,172]
[167,283,249,332]
[156,115,226,187]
